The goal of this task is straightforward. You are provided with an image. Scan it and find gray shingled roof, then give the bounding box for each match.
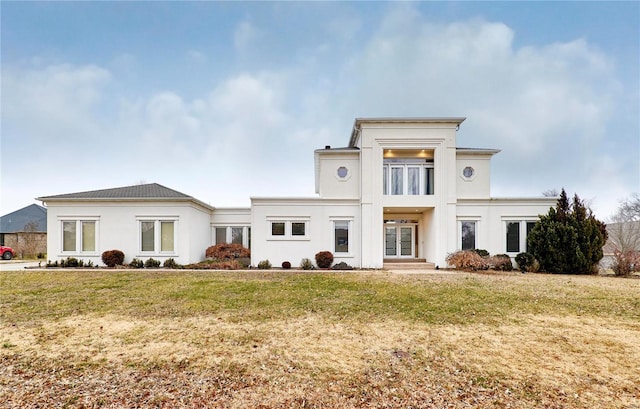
[0,204,47,233]
[37,183,193,201]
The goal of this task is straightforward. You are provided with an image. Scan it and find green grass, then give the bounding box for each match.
[2,270,638,325]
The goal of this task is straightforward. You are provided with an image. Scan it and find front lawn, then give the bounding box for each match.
[1,270,638,408]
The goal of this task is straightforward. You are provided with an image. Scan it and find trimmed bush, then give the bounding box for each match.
[446,250,489,271]
[257,259,272,270]
[205,243,250,261]
[490,254,513,271]
[129,258,144,269]
[163,258,179,269]
[282,261,292,269]
[144,258,161,268]
[102,250,125,267]
[315,251,334,269]
[473,249,490,258]
[300,258,314,270]
[515,252,536,273]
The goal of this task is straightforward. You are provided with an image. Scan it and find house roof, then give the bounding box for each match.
[456,147,501,155]
[37,183,191,200]
[36,183,214,211]
[0,204,47,233]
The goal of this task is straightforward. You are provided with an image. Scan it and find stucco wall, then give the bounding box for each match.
[46,200,212,265]
[250,198,360,268]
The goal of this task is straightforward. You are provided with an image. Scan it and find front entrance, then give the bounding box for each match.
[384,224,416,258]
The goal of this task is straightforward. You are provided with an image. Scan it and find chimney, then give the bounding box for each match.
[325,145,331,149]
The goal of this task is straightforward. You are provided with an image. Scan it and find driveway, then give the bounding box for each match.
[0,260,44,271]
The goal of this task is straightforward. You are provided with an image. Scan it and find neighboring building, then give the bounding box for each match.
[0,204,48,257]
[600,221,640,269]
[38,117,556,268]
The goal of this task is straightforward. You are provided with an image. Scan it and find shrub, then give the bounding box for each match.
[144,258,161,268]
[611,250,640,277]
[490,254,513,271]
[282,261,291,269]
[85,260,94,268]
[300,258,314,270]
[37,252,46,259]
[528,189,607,274]
[473,249,490,258]
[102,250,125,267]
[62,257,80,268]
[446,250,489,271]
[205,243,250,261]
[257,259,272,270]
[129,258,144,269]
[185,260,240,270]
[515,252,536,272]
[332,261,353,270]
[315,251,334,269]
[163,258,179,269]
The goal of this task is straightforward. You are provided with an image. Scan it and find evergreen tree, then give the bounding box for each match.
[527,189,607,274]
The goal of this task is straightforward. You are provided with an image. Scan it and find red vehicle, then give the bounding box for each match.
[1,246,16,260]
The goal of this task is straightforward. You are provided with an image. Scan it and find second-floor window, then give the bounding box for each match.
[383,160,434,196]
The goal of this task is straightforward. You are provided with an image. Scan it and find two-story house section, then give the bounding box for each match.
[39,117,556,269]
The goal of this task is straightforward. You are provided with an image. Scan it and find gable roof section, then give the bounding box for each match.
[37,183,214,211]
[0,204,47,233]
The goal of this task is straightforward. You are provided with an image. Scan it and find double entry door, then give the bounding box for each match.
[384,224,416,258]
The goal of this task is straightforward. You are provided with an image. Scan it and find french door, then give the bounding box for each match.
[384,225,415,258]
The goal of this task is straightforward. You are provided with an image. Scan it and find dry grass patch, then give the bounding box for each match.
[1,270,639,408]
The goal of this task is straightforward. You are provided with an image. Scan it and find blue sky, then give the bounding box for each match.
[1,1,638,219]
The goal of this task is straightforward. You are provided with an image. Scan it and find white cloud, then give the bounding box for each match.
[234,21,257,53]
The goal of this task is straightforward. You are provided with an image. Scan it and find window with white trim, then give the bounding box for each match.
[267,219,310,240]
[213,226,251,248]
[460,220,477,250]
[504,220,539,254]
[61,219,98,254]
[334,220,350,254]
[139,219,177,254]
[383,159,435,195]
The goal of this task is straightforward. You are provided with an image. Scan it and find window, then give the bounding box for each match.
[504,220,539,253]
[292,222,306,236]
[526,222,536,252]
[160,221,174,252]
[63,221,76,252]
[140,219,176,254]
[461,221,476,250]
[463,166,475,178]
[268,220,309,240]
[215,227,227,244]
[391,167,403,195]
[141,221,155,252]
[82,221,96,252]
[506,222,520,253]
[408,167,420,195]
[271,222,285,236]
[61,219,97,253]
[334,221,349,253]
[383,160,435,196]
[214,226,251,248]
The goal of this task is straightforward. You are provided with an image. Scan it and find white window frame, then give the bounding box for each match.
[267,218,310,241]
[59,217,99,255]
[212,226,251,248]
[383,160,435,196]
[503,219,539,254]
[137,218,178,255]
[331,218,354,256]
[458,219,479,251]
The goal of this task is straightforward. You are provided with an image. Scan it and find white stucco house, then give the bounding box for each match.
[37,117,556,268]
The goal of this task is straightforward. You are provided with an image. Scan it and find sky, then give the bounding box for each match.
[1,1,638,220]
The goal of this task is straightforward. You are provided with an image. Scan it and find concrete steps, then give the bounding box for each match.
[383,259,436,270]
